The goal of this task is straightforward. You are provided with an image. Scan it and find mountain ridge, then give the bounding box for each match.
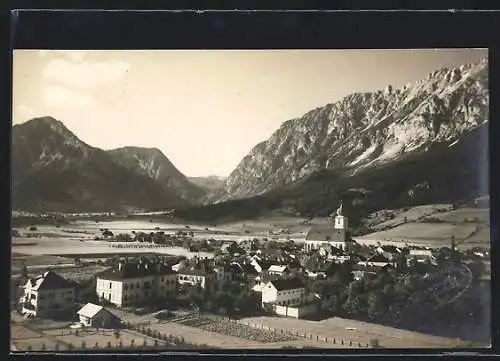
[12,117,204,212]
[221,59,488,201]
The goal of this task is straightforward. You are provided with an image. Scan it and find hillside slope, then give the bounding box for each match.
[222,59,488,200]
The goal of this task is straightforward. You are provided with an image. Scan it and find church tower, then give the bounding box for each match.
[333,201,348,230]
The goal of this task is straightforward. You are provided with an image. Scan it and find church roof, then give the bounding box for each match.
[305,226,347,242]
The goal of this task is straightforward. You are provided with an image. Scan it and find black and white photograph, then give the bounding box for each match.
[10,48,490,351]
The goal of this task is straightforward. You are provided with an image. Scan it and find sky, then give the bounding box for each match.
[12,49,487,177]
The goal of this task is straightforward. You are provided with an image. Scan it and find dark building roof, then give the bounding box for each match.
[353,263,392,273]
[367,254,392,263]
[381,245,401,253]
[29,271,75,290]
[178,266,212,276]
[305,226,349,242]
[270,278,305,291]
[97,261,177,281]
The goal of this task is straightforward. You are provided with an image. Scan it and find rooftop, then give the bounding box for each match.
[269,278,305,291]
[27,270,75,291]
[97,261,177,281]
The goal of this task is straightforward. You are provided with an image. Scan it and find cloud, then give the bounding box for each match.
[43,86,95,108]
[42,58,130,89]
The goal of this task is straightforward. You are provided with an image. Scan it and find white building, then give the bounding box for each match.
[96,259,177,307]
[408,249,436,265]
[305,202,356,252]
[177,269,213,289]
[76,303,121,328]
[20,271,76,318]
[261,278,306,308]
[267,265,290,278]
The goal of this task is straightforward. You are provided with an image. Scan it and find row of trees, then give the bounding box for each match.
[182,279,261,318]
[307,259,486,340]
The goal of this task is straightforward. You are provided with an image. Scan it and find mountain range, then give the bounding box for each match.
[11,59,489,219]
[11,117,206,212]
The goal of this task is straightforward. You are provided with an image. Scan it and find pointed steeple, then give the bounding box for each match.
[336,201,343,216]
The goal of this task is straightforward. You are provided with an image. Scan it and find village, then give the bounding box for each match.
[11,203,489,351]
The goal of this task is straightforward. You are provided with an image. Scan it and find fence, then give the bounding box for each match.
[235,320,370,348]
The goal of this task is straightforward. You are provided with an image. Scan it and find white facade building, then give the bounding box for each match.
[261,278,306,308]
[96,260,177,307]
[20,271,76,318]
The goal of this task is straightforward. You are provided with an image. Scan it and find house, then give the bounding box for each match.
[261,278,306,308]
[20,270,76,318]
[261,278,318,318]
[267,265,290,278]
[250,257,272,274]
[220,241,238,254]
[96,259,177,307]
[76,303,121,328]
[408,249,435,265]
[177,268,213,289]
[305,202,356,252]
[353,263,392,280]
[375,245,402,260]
[327,246,351,263]
[214,265,233,282]
[230,261,259,282]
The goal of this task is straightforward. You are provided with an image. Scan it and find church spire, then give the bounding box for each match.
[336,201,343,216]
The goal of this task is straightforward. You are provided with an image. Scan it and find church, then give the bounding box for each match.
[304,202,356,252]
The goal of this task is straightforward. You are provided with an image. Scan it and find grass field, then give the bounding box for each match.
[238,316,474,349]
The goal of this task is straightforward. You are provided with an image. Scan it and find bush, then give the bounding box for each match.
[94,342,99,349]
[41,344,46,351]
[81,341,86,349]
[143,340,147,347]
[106,342,112,348]
[68,343,74,350]
[55,344,60,351]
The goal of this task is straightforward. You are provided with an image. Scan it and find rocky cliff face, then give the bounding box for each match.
[107,147,205,204]
[12,117,194,212]
[223,59,488,200]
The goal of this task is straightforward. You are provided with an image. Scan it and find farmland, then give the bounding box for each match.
[356,206,490,249]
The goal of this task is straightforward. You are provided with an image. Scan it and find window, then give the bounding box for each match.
[54,304,60,309]
[130,284,134,290]
[109,282,112,289]
[124,295,128,301]
[161,277,164,282]
[66,297,73,302]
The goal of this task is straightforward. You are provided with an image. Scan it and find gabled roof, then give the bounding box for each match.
[381,245,402,253]
[367,253,392,263]
[409,249,433,256]
[27,271,74,291]
[77,303,104,318]
[97,261,177,281]
[269,278,305,291]
[268,265,288,273]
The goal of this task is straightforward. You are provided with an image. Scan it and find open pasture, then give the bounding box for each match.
[370,204,453,230]
[432,208,490,224]
[239,316,471,349]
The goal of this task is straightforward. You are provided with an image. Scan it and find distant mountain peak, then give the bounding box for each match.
[222,60,488,201]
